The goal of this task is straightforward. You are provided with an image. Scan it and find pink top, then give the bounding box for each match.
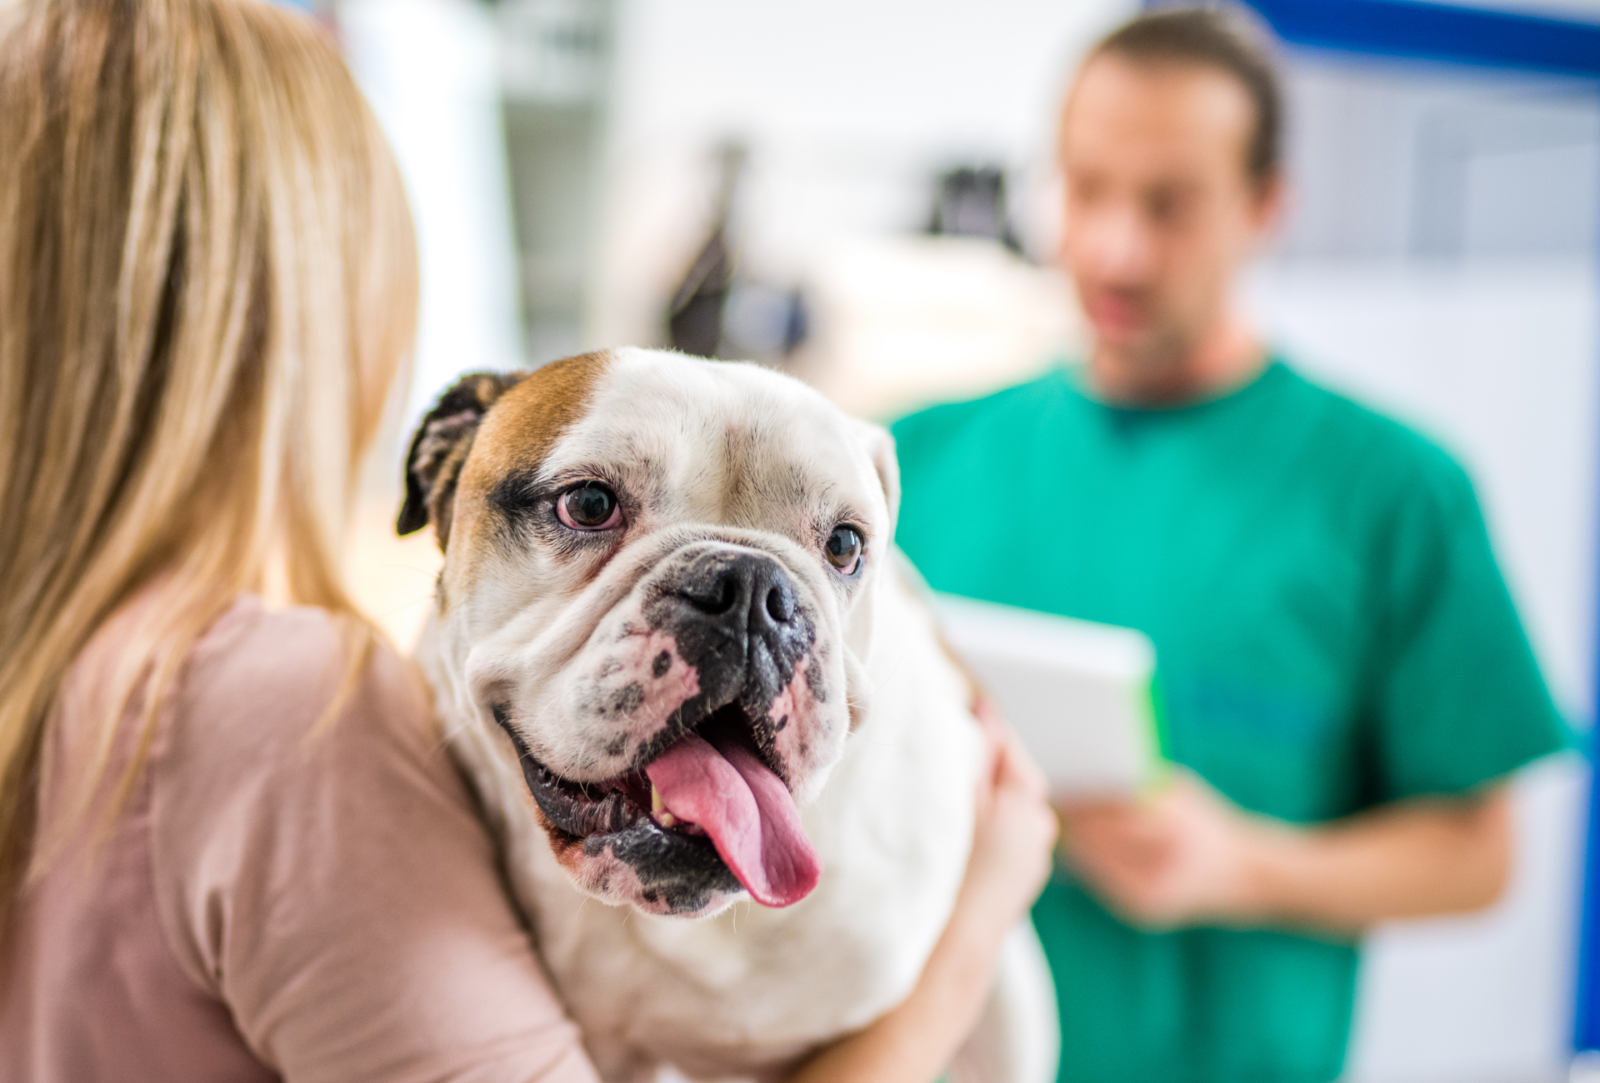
[0,596,600,1083]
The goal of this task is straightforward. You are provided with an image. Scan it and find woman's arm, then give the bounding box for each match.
[786,718,1059,1083]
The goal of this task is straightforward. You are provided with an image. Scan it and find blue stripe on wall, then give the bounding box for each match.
[1239,0,1600,79]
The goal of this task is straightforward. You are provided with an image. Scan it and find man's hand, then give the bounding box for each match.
[1059,769,1513,937]
[1059,768,1273,929]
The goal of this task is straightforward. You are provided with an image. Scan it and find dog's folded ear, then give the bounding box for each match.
[850,420,901,532]
[398,371,529,545]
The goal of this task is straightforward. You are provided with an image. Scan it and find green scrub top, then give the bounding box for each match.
[890,360,1570,1083]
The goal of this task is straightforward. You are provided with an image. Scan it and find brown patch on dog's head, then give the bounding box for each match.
[452,350,613,490]
[398,352,611,550]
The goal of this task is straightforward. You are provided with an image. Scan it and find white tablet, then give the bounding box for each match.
[931,593,1165,797]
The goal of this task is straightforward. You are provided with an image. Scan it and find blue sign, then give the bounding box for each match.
[1245,0,1600,80]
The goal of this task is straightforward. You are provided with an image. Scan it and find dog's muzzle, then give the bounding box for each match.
[645,549,813,727]
[503,544,827,914]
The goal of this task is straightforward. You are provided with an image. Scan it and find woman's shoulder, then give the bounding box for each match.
[146,599,599,1082]
[190,595,414,696]
[161,596,441,798]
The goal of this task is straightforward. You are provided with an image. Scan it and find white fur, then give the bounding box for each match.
[417,349,1058,1081]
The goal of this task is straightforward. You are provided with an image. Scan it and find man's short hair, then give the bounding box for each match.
[1090,5,1283,184]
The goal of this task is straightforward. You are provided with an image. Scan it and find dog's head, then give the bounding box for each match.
[400,349,899,918]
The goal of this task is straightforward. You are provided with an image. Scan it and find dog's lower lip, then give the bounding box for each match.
[522,759,652,837]
[525,756,721,859]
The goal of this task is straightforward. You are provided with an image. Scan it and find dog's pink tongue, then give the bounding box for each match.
[644,732,821,907]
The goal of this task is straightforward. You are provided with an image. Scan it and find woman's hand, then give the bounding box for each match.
[786,697,1058,1083]
[954,697,1060,944]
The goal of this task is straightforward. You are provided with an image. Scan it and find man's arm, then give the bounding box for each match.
[1059,769,1512,937]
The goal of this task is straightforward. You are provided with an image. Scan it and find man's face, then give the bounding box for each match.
[1059,55,1278,367]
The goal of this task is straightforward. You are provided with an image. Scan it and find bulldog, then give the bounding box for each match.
[399,348,1057,1083]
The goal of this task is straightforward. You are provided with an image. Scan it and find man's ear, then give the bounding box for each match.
[850,419,901,533]
[398,371,529,547]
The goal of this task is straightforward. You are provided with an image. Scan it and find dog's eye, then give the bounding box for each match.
[557,483,621,530]
[824,525,863,575]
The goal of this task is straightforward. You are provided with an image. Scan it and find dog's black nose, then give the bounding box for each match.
[675,550,798,635]
[651,547,816,718]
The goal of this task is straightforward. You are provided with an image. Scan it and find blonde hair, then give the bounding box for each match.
[0,0,418,931]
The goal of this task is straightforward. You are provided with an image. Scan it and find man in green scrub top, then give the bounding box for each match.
[892,10,1570,1083]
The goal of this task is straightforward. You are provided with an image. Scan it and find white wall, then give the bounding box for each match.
[341,0,525,433]
[592,0,1136,346]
